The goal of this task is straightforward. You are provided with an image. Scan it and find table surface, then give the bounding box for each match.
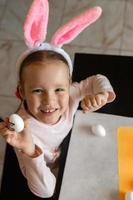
[58,110,133,200]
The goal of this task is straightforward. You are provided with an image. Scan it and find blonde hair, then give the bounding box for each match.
[19,50,69,83]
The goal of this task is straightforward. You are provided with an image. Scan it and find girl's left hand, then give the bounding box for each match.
[81,92,109,113]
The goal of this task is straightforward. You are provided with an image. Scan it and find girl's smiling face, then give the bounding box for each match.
[20,60,70,125]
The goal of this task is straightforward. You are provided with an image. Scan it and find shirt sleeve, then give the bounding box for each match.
[70,74,116,102]
[14,145,56,198]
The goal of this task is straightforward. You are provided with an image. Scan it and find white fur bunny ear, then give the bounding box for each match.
[24,0,49,48]
[51,6,102,47]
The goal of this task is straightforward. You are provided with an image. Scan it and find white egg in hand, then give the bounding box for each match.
[125,192,133,200]
[91,124,106,137]
[9,114,24,133]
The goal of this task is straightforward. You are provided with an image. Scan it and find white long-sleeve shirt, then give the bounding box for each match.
[14,74,116,198]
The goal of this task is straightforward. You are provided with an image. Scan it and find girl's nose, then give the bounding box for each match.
[43,92,55,105]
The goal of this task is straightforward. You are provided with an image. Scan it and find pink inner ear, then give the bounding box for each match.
[55,23,88,45]
[51,6,102,47]
[30,16,44,43]
[24,0,49,48]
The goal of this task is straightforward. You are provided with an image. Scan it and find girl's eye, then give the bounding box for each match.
[55,88,65,92]
[32,89,43,94]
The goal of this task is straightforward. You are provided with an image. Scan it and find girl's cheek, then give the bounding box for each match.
[62,95,69,106]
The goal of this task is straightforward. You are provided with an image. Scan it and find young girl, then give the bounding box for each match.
[0,49,115,198]
[0,0,116,198]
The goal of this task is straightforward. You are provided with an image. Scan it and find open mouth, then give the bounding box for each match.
[40,108,58,114]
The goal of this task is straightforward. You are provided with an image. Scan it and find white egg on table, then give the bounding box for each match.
[125,192,133,200]
[91,124,106,137]
[9,114,24,133]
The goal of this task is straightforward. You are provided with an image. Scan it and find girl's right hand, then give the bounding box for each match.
[0,103,35,157]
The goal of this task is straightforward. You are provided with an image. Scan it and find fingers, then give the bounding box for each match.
[81,95,99,112]
[81,99,95,113]
[0,116,21,140]
[95,93,107,106]
[0,112,31,150]
[81,93,108,113]
[0,124,17,144]
[0,121,7,129]
[4,131,16,143]
[0,117,11,133]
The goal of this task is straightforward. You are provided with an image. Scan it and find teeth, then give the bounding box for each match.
[43,109,55,113]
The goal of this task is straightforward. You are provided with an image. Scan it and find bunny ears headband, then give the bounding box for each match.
[17,0,102,76]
